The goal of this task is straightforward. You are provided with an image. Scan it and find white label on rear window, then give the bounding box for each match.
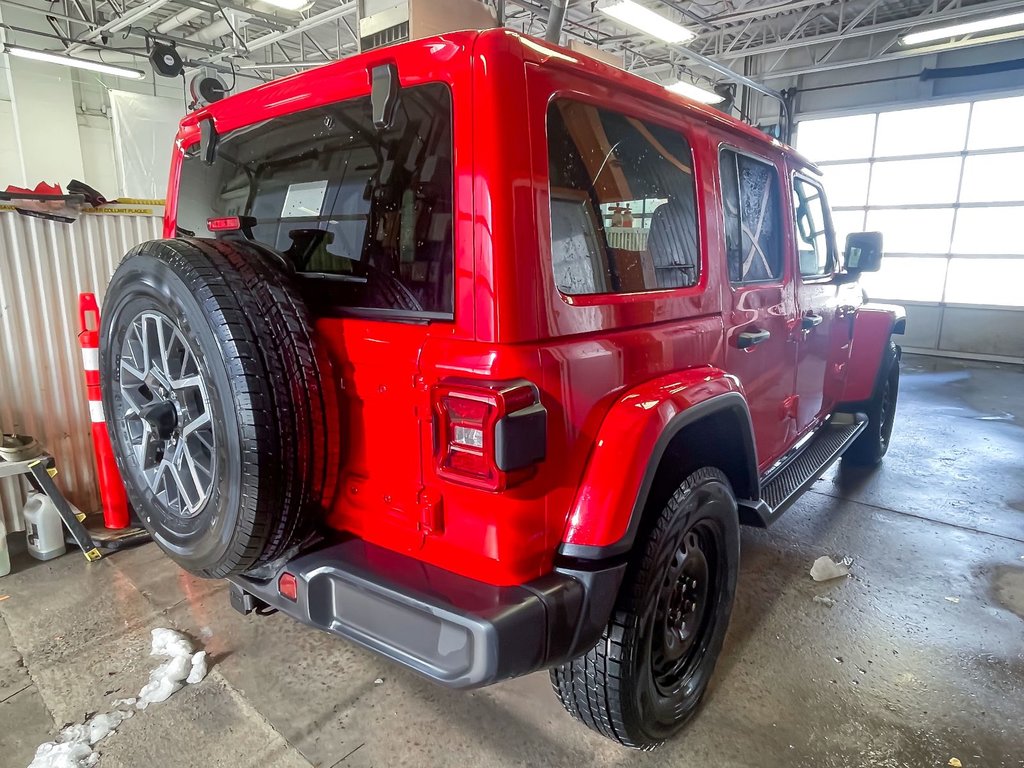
[281,180,328,218]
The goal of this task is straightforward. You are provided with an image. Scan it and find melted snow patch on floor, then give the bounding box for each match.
[27,628,209,768]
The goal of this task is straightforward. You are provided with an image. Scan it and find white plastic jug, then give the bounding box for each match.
[23,492,66,561]
[0,515,10,577]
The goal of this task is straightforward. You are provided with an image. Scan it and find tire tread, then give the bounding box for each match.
[550,467,734,750]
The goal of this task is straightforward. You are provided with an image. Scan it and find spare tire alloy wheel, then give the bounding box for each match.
[101,238,332,578]
[118,310,215,518]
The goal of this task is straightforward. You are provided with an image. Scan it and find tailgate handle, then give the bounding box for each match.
[736,329,771,349]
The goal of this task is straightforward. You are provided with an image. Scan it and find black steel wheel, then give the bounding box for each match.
[650,522,718,699]
[843,341,900,466]
[551,467,740,749]
[100,238,336,578]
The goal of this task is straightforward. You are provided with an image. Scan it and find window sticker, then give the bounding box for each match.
[281,180,328,218]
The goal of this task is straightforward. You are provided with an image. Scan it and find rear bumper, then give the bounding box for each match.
[228,538,625,689]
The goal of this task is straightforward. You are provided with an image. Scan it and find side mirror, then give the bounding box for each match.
[844,231,883,273]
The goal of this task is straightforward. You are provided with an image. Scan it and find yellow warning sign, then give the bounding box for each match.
[82,208,157,216]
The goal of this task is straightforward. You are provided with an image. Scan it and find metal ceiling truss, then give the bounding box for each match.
[0,0,1019,89]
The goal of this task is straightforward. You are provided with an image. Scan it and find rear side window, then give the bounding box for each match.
[176,82,454,319]
[547,100,699,295]
[792,176,834,277]
[720,149,783,283]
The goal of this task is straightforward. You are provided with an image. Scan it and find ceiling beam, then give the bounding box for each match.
[761,26,1024,80]
[711,0,1022,61]
[66,0,171,53]
[200,1,356,63]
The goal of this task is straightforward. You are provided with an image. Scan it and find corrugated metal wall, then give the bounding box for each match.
[0,209,162,533]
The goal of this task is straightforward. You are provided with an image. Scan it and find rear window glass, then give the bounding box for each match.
[176,82,454,318]
[547,100,699,296]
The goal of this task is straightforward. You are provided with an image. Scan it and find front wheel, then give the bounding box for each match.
[843,341,900,466]
[550,467,740,749]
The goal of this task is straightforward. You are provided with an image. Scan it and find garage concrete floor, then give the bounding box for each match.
[2,354,1023,768]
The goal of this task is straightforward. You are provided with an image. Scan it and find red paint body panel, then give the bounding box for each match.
[840,304,907,403]
[562,367,739,548]
[163,29,900,586]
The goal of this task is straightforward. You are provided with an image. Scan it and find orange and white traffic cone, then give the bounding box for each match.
[79,293,130,529]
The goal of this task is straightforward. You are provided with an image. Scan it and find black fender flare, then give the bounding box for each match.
[558,391,759,561]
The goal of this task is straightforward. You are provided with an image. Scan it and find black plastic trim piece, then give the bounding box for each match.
[737,498,773,527]
[370,63,400,130]
[494,402,547,471]
[199,117,218,165]
[228,538,625,689]
[557,391,758,561]
[229,582,264,615]
[757,415,867,523]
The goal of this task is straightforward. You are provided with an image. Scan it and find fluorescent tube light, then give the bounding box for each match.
[901,10,1024,45]
[597,0,696,44]
[666,80,724,104]
[258,0,309,10]
[4,45,146,79]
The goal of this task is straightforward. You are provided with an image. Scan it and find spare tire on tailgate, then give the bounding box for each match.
[100,238,338,578]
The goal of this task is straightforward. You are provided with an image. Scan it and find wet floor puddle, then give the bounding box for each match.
[991,565,1024,621]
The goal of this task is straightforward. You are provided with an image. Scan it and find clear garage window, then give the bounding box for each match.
[547,100,699,295]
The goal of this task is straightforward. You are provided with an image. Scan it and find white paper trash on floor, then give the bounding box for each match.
[28,628,209,768]
[810,555,852,582]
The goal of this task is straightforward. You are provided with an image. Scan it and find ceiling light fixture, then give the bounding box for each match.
[258,0,310,10]
[597,0,696,44]
[3,44,145,79]
[665,80,724,104]
[901,10,1024,45]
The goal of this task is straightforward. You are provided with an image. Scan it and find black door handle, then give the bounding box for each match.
[736,329,771,349]
[802,313,823,330]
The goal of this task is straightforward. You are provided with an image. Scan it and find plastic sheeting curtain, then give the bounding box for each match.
[109,89,183,199]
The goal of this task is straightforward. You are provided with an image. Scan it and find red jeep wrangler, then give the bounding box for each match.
[100,29,904,749]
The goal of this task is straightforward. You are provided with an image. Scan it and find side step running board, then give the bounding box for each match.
[738,414,868,527]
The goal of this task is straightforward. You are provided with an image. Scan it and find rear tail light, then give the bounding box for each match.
[207,216,241,231]
[207,215,256,233]
[432,379,547,491]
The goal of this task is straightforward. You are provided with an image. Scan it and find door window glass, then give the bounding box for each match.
[547,100,699,295]
[721,149,783,282]
[792,176,834,277]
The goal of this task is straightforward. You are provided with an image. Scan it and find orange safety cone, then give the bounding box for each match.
[78,293,130,529]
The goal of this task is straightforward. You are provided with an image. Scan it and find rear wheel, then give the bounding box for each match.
[100,238,335,578]
[843,341,899,467]
[550,467,740,749]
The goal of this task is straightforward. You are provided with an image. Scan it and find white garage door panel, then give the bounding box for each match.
[798,92,1024,363]
[938,307,1024,360]
[898,305,943,351]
